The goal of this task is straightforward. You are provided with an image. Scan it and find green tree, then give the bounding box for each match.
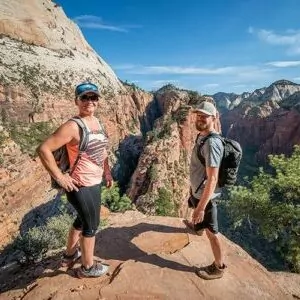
[228,146,300,272]
[155,187,175,216]
[101,183,132,212]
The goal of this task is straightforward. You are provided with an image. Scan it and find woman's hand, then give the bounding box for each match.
[104,172,113,188]
[56,173,79,192]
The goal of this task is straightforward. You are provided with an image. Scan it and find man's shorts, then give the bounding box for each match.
[187,194,218,234]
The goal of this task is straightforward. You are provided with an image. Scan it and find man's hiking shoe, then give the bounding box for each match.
[183,219,204,236]
[77,263,109,278]
[196,262,226,280]
[61,249,81,268]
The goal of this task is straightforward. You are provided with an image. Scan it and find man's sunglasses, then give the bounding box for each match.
[79,94,99,102]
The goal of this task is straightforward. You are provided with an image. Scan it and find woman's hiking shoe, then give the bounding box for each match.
[77,263,109,278]
[61,249,81,268]
[183,219,204,236]
[196,262,226,280]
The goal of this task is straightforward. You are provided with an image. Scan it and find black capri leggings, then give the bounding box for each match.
[66,184,101,237]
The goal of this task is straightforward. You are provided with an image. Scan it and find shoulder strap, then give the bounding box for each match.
[194,132,223,193]
[70,117,89,151]
[68,117,89,175]
[197,132,223,165]
[95,119,107,137]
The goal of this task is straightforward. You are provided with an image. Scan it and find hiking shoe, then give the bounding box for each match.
[61,249,81,268]
[196,262,226,280]
[77,263,109,278]
[183,219,204,236]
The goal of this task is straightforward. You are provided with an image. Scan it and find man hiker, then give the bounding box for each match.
[188,100,226,280]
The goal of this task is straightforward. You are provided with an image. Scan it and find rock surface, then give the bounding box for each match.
[0,211,298,300]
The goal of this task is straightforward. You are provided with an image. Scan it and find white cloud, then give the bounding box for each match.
[232,84,247,89]
[202,83,220,88]
[115,64,274,83]
[115,64,239,75]
[150,80,180,88]
[266,61,300,67]
[73,15,140,32]
[113,64,137,70]
[250,27,300,55]
[142,66,237,75]
[248,26,254,34]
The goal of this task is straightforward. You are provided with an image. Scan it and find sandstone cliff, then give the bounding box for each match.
[1,1,300,291]
[0,0,156,247]
[0,211,299,300]
[220,94,300,164]
[213,80,300,112]
[127,87,201,217]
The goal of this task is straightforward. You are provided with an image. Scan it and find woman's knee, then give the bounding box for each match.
[82,219,99,237]
[82,228,97,237]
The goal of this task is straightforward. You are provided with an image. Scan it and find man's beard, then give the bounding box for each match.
[195,122,208,131]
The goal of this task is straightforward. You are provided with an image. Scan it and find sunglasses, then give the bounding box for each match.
[79,94,99,102]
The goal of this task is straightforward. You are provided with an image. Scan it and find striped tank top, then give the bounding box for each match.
[66,117,109,187]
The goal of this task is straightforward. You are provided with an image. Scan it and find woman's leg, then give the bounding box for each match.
[67,184,101,268]
[65,226,82,255]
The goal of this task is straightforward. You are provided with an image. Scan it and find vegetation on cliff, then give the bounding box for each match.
[223,146,300,272]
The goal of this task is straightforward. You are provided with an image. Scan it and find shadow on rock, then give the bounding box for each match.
[0,220,194,293]
[95,222,195,272]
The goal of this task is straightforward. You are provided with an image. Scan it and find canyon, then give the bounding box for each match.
[0,1,300,298]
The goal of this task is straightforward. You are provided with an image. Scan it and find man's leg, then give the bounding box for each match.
[195,202,226,280]
[205,229,223,267]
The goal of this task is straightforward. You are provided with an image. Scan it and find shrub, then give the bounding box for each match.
[15,227,53,262]
[46,213,73,249]
[101,183,132,212]
[9,121,54,157]
[227,145,300,272]
[15,213,73,262]
[155,188,175,216]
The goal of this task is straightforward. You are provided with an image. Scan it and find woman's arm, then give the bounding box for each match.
[103,156,113,188]
[36,120,80,192]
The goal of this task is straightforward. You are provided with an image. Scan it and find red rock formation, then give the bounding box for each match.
[0,86,154,247]
[221,102,300,163]
[0,211,297,299]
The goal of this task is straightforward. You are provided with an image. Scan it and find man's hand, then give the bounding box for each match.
[192,208,205,225]
[104,172,113,188]
[56,173,79,192]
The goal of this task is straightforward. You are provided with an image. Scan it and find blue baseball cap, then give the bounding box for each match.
[75,82,100,98]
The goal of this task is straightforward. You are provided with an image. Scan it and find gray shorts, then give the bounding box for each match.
[188,195,218,234]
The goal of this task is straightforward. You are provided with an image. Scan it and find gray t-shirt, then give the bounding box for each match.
[190,132,224,199]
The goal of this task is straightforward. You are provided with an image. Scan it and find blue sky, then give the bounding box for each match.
[59,0,300,95]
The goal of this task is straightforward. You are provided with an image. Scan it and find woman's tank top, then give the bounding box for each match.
[66,117,109,187]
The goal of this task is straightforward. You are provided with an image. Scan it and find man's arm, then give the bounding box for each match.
[192,166,219,224]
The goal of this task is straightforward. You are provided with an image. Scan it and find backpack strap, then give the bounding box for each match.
[194,132,223,193]
[95,119,107,137]
[68,117,89,175]
[196,132,223,165]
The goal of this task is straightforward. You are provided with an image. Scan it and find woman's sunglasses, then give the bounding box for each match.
[79,94,99,102]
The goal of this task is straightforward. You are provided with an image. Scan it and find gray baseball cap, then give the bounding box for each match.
[192,101,217,117]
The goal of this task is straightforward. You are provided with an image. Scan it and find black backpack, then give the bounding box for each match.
[196,132,242,188]
[51,117,89,189]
